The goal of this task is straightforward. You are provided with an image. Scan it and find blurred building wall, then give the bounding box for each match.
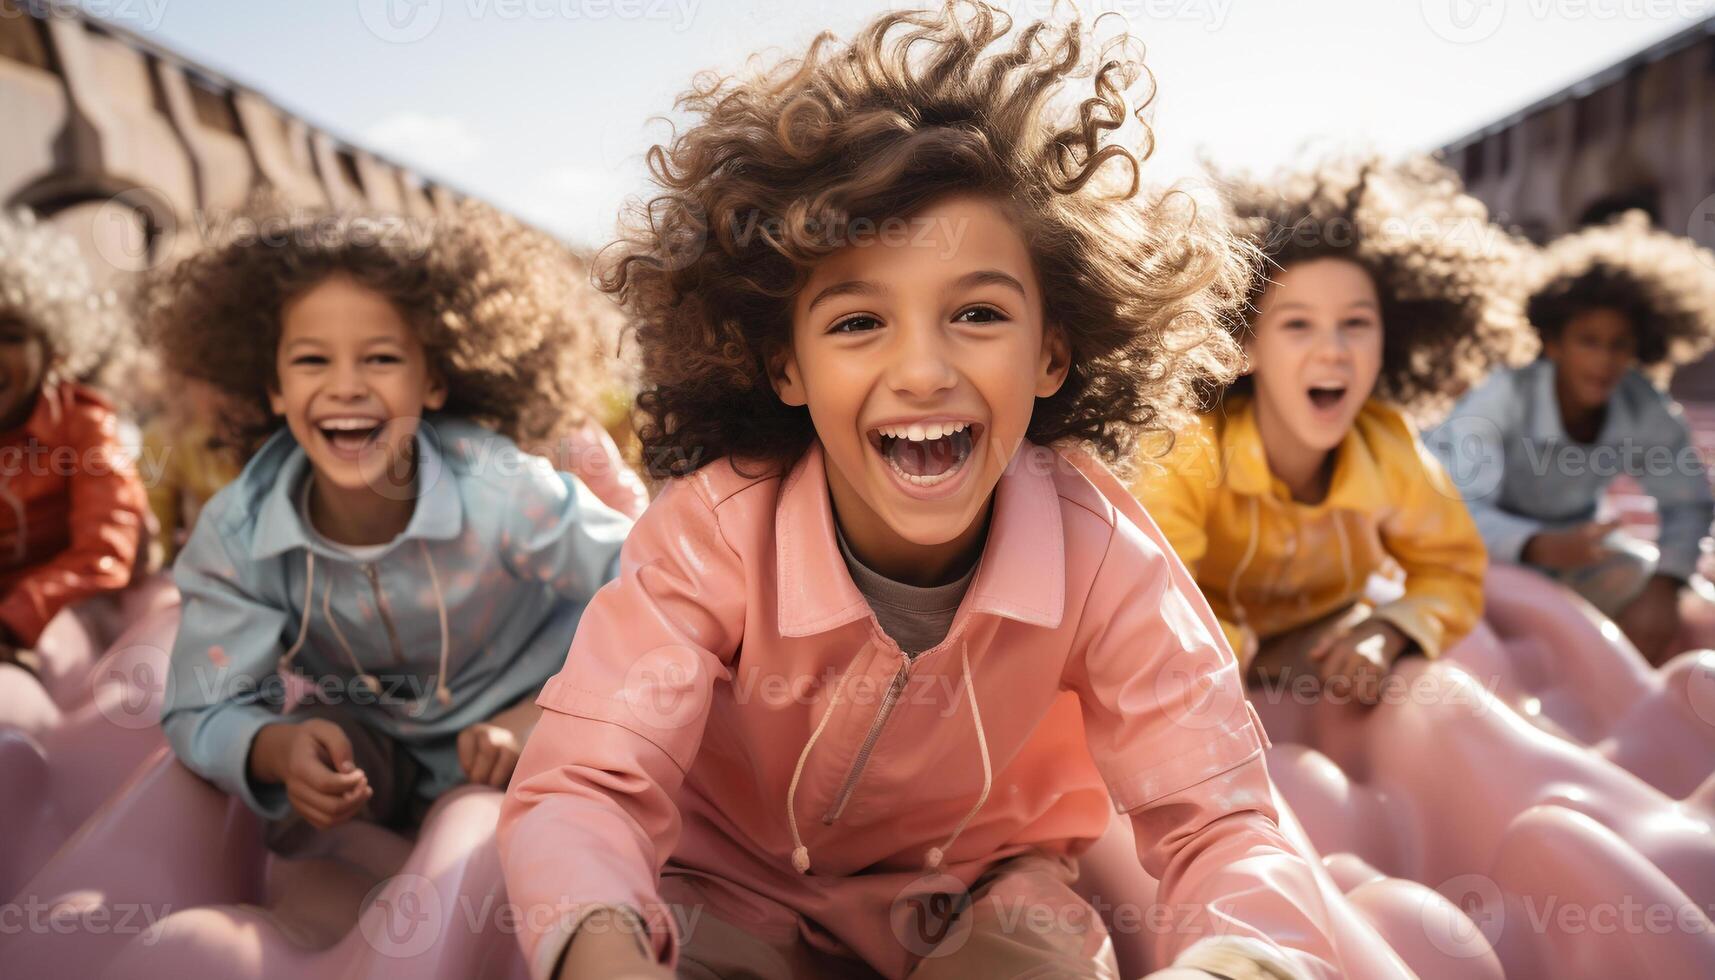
[1440,17,1715,397]
[0,0,463,287]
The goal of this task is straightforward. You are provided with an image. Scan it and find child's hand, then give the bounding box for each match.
[251,719,372,829]
[1616,575,1683,666]
[1307,618,1410,705]
[457,721,524,788]
[1522,520,1619,571]
[554,908,666,980]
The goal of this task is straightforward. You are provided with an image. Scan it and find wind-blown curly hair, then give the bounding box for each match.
[1528,211,1715,381]
[599,0,1250,479]
[1217,154,1533,418]
[0,209,135,393]
[141,198,622,456]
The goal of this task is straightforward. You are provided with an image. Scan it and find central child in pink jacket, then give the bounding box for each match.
[502,6,1365,979]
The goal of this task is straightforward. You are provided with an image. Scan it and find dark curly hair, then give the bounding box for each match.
[599,0,1251,479]
[140,197,623,456]
[1217,154,1533,419]
[1528,211,1715,380]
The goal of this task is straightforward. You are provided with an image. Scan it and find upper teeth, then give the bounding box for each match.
[321,417,380,431]
[877,421,969,441]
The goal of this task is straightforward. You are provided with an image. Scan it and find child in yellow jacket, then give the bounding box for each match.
[1134,156,1533,703]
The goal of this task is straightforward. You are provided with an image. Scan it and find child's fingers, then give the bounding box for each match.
[295,756,368,797]
[1305,630,1339,663]
[288,786,349,829]
[469,740,501,787]
[307,722,359,774]
[457,727,478,776]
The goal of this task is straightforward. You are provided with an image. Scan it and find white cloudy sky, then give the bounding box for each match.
[88,0,1713,246]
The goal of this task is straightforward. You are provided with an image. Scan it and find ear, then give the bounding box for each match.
[769,347,808,408]
[267,384,287,418]
[1034,324,1072,398]
[423,371,448,412]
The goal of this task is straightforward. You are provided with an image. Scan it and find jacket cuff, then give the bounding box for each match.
[530,904,666,980]
[1370,602,1444,660]
[197,704,294,821]
[1173,935,1306,979]
[0,598,45,649]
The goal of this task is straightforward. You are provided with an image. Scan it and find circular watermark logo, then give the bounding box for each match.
[89,188,179,275]
[1426,873,1506,957]
[358,0,444,43]
[889,871,975,960]
[357,417,445,502]
[621,645,705,731]
[1150,652,1247,732]
[1425,414,1504,501]
[93,644,167,731]
[1683,650,1715,727]
[1687,194,1715,270]
[358,873,443,958]
[1421,0,1506,43]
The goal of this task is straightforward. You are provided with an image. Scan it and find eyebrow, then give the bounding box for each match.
[804,269,1028,314]
[1270,299,1380,313]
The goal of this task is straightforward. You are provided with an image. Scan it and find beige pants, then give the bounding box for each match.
[663,853,1119,980]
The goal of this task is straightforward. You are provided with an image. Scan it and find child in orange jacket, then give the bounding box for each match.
[0,211,147,672]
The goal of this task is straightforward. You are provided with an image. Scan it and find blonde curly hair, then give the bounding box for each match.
[1217,154,1534,418]
[600,0,1251,478]
[0,209,134,393]
[1528,211,1715,383]
[141,197,623,456]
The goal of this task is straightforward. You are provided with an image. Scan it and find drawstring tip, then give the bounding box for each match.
[435,685,451,706]
[924,847,944,870]
[791,847,810,874]
[359,673,380,694]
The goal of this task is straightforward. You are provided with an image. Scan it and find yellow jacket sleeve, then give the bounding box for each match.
[1369,411,1487,658]
[1131,423,1256,667]
[142,422,182,565]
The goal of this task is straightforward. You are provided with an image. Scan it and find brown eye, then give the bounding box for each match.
[954,306,1005,324]
[830,315,880,334]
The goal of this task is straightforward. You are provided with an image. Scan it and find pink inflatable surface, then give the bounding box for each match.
[6,565,1713,978]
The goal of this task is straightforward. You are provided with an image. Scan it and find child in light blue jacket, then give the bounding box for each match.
[149,203,635,849]
[1431,214,1715,664]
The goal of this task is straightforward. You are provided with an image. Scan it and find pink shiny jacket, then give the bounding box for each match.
[499,442,1348,979]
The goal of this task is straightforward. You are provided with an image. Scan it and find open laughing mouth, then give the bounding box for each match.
[866,420,980,489]
[1307,384,1348,413]
[316,416,386,457]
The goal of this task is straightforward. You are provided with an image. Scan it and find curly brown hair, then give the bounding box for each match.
[599,0,1251,479]
[0,209,137,396]
[1217,154,1533,418]
[141,197,622,456]
[1528,211,1715,380]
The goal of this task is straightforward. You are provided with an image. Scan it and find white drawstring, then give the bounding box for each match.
[1226,495,1260,638]
[785,642,995,876]
[924,641,991,871]
[279,550,316,671]
[420,540,452,707]
[275,542,452,709]
[786,653,863,874]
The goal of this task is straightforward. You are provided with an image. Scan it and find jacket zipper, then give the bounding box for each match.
[364,562,408,667]
[821,659,910,826]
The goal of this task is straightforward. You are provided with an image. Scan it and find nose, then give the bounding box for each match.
[885,318,958,400]
[329,358,368,400]
[1312,326,1354,365]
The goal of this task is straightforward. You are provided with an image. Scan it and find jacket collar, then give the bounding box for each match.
[250,422,463,560]
[1523,358,1628,445]
[774,441,1065,637]
[1,380,69,443]
[1222,396,1385,512]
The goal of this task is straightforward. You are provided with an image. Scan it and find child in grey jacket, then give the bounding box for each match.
[1432,214,1715,664]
